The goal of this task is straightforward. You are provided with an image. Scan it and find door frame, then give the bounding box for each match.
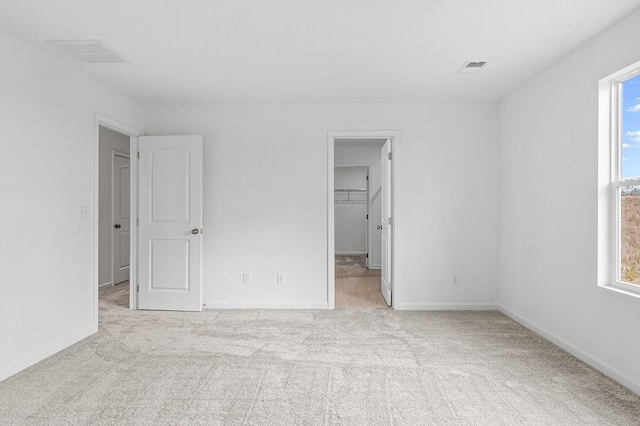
[327,130,400,309]
[94,113,140,326]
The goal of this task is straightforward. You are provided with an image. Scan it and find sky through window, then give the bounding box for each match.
[622,74,640,178]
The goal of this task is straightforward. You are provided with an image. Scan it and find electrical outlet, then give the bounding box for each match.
[242,272,251,284]
[452,273,460,285]
[277,274,285,284]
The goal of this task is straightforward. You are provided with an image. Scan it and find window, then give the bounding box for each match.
[618,74,640,287]
[599,63,640,297]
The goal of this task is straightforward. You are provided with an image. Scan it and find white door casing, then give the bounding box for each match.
[327,130,399,310]
[138,135,203,311]
[112,152,130,284]
[381,139,392,305]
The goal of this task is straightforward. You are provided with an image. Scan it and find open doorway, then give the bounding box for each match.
[334,157,384,308]
[328,132,399,309]
[97,126,131,308]
[93,115,140,323]
[334,165,370,267]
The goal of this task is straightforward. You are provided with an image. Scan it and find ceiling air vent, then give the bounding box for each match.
[46,40,128,64]
[457,61,487,74]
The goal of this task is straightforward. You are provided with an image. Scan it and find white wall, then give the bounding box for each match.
[334,166,368,254]
[146,102,500,309]
[335,146,383,267]
[499,9,640,393]
[0,28,144,381]
[98,127,130,287]
[334,166,368,190]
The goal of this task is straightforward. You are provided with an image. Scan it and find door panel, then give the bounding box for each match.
[112,154,130,284]
[150,239,190,290]
[381,140,392,306]
[151,148,190,222]
[138,135,203,311]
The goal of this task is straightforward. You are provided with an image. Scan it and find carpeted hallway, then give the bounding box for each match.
[0,283,639,425]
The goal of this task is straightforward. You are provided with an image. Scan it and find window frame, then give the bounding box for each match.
[599,62,640,298]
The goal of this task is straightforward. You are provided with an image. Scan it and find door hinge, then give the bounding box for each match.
[366,253,369,258]
[389,216,393,226]
[137,152,140,159]
[136,285,140,292]
[366,175,369,180]
[388,152,392,160]
[136,218,140,226]
[366,214,368,220]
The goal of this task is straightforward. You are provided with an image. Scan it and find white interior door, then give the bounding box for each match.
[112,153,130,284]
[381,139,392,305]
[138,135,203,311]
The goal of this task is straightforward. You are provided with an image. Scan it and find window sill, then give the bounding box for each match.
[599,282,640,300]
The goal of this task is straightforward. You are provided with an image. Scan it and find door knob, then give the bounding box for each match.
[191,228,200,235]
[114,224,121,229]
[377,225,383,230]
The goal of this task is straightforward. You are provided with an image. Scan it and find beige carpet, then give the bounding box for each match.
[1,284,639,425]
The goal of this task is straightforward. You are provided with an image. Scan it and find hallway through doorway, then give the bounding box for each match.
[334,256,387,308]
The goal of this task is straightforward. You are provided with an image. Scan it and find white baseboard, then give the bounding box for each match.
[396,303,499,311]
[98,281,113,289]
[0,325,97,383]
[499,305,640,396]
[368,264,381,270]
[203,302,329,310]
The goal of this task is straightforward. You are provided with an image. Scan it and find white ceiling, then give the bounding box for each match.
[1,0,639,105]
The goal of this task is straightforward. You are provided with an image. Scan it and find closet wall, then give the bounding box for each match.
[335,166,368,254]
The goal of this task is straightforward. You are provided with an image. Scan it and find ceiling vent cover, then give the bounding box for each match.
[46,40,128,64]
[457,61,487,74]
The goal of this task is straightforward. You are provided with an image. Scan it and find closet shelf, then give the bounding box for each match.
[335,188,368,204]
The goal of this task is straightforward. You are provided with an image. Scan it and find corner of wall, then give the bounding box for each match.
[498,305,640,396]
